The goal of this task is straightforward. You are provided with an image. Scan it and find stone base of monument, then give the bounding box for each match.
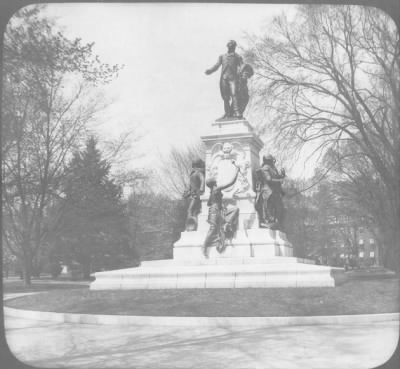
[90,256,346,290]
[90,116,347,291]
[173,229,294,260]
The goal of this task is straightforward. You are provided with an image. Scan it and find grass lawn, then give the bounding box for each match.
[4,278,399,317]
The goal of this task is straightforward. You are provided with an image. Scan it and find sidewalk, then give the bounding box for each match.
[3,290,399,369]
[4,312,398,369]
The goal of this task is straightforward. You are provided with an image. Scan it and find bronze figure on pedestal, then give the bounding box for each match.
[183,159,205,231]
[203,162,240,257]
[255,155,286,231]
[206,40,254,120]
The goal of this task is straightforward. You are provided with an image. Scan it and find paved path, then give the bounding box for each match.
[4,313,398,369]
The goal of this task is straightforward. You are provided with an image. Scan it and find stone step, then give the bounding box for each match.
[90,260,345,290]
[140,257,315,267]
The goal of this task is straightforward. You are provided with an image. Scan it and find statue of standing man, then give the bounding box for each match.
[254,155,286,231]
[183,159,205,231]
[205,40,244,120]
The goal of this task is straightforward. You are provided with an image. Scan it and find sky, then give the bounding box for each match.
[29,3,311,178]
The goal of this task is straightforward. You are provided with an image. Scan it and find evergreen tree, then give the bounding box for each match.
[59,137,129,278]
[2,5,121,285]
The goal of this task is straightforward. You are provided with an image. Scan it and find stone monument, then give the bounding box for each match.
[173,118,294,260]
[90,40,345,290]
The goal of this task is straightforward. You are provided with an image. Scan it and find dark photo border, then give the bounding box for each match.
[1,1,399,369]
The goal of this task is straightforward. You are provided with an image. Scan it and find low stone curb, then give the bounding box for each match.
[4,305,399,327]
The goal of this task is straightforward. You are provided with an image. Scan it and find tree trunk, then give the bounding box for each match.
[390,234,400,273]
[76,251,91,280]
[23,256,32,286]
[376,243,384,266]
[382,236,400,273]
[82,261,91,280]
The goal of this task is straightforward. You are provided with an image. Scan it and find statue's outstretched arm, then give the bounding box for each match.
[205,55,222,75]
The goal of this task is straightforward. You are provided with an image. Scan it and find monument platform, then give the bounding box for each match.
[90,117,345,290]
[90,257,345,290]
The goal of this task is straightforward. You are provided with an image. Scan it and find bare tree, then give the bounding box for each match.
[244,5,399,269]
[1,6,121,284]
[127,188,186,261]
[156,142,205,199]
[324,145,393,266]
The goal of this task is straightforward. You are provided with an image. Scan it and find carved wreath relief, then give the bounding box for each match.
[206,142,251,196]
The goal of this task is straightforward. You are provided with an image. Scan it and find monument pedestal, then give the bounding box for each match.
[90,257,345,290]
[173,229,293,260]
[173,119,294,261]
[90,118,345,290]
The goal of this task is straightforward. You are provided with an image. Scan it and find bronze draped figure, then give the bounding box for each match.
[237,64,254,117]
[183,159,205,231]
[254,155,286,231]
[203,162,240,256]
